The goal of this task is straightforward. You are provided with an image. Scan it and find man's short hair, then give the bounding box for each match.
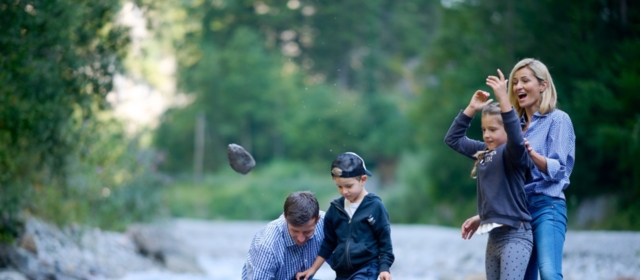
[283,191,319,227]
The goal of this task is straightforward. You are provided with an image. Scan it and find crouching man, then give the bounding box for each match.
[242,191,325,280]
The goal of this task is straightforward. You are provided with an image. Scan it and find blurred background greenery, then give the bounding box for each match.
[1,0,639,240]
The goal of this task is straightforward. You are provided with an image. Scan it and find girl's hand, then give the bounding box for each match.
[486,69,511,112]
[486,69,508,102]
[461,215,481,240]
[463,90,493,117]
[379,271,392,280]
[524,138,533,153]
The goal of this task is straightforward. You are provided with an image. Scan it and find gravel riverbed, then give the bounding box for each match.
[119,219,640,280]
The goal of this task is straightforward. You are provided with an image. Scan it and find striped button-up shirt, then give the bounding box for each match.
[242,212,325,280]
[522,109,575,199]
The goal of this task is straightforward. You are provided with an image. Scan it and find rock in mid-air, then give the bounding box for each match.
[227,144,256,174]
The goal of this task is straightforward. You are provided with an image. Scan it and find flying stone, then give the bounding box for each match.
[227,144,256,174]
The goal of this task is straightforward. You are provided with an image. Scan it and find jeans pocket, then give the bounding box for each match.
[528,195,547,208]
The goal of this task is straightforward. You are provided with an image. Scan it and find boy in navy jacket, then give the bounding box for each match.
[297,152,394,280]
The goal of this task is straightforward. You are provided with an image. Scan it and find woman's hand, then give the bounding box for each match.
[379,271,392,280]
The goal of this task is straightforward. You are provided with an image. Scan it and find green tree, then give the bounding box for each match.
[148,0,429,175]
[0,0,164,235]
[405,0,640,228]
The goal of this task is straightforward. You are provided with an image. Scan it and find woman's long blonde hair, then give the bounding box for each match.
[471,103,502,178]
[507,58,558,119]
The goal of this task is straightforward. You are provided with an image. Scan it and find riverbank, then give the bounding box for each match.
[126,219,640,280]
[1,218,639,280]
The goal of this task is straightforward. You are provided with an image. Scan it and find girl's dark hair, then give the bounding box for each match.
[283,191,319,226]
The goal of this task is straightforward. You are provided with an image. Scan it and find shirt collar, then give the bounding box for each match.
[520,109,550,126]
[533,110,549,118]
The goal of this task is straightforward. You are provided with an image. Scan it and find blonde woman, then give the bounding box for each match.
[462,58,576,280]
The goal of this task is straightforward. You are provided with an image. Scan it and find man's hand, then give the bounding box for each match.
[379,271,392,280]
[461,215,481,240]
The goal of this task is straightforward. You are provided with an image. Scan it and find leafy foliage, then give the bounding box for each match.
[34,117,165,230]
[2,0,639,233]
[148,0,640,229]
[163,160,337,220]
[407,0,640,228]
[0,0,163,234]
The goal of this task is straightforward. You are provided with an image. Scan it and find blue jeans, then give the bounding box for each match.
[335,261,379,280]
[524,195,567,280]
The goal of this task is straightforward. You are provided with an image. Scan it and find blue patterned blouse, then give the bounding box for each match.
[521,109,576,199]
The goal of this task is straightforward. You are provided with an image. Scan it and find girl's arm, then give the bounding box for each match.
[463,90,494,117]
[444,90,491,159]
[486,69,529,166]
[485,69,510,113]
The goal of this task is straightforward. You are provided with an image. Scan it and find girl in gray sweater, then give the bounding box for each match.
[444,69,534,280]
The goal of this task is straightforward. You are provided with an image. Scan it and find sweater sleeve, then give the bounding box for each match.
[374,202,394,272]
[444,111,487,160]
[318,205,338,260]
[502,108,531,168]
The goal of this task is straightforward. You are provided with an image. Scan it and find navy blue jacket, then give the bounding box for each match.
[318,193,394,278]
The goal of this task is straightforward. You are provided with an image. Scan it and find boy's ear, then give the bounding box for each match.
[360,175,368,183]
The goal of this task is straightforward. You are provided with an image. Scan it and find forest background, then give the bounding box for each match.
[1,0,639,240]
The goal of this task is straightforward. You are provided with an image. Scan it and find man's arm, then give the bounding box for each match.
[244,243,278,280]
